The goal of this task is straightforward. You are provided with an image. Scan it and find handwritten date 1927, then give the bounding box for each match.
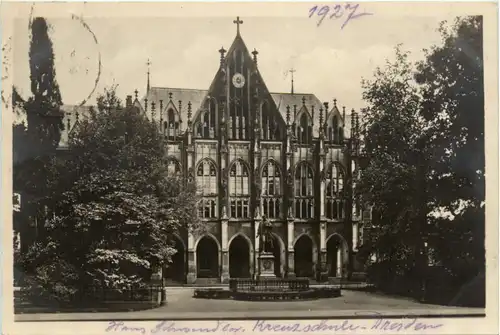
[309,4,373,29]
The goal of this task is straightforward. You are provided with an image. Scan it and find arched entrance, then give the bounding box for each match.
[294,235,314,277]
[197,236,219,278]
[163,236,185,284]
[327,234,346,277]
[229,235,251,278]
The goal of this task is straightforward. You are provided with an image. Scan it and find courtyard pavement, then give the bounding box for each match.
[15,288,485,321]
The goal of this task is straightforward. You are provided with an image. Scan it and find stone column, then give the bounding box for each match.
[319,222,327,279]
[352,221,359,251]
[254,213,261,278]
[337,247,342,277]
[286,218,295,277]
[221,218,229,283]
[187,232,196,284]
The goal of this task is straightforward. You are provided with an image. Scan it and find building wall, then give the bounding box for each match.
[162,111,361,284]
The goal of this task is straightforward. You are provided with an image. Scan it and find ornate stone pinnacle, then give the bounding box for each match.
[219,46,226,64]
[252,49,258,63]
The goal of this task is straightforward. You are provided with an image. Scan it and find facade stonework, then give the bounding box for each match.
[58,22,365,284]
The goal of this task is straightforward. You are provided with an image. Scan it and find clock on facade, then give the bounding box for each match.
[232,73,245,88]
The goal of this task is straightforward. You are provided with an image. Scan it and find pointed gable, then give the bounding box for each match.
[140,87,207,132]
[58,105,91,149]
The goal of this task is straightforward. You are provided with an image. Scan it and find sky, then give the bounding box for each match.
[12,3,455,112]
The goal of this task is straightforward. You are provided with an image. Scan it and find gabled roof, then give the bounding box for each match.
[140,87,207,130]
[270,93,323,137]
[138,89,354,139]
[58,105,92,148]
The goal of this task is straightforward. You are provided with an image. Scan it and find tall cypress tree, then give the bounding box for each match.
[24,17,64,157]
[14,17,64,256]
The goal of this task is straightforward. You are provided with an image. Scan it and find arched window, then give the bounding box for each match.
[164,108,179,141]
[326,163,345,220]
[198,98,217,139]
[261,101,279,140]
[197,160,217,218]
[296,113,312,144]
[294,162,314,219]
[166,158,181,176]
[327,115,344,144]
[333,116,338,143]
[261,160,281,218]
[229,160,250,218]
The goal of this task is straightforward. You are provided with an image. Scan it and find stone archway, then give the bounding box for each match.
[294,235,314,277]
[163,235,186,284]
[229,235,251,278]
[326,234,348,278]
[196,236,219,278]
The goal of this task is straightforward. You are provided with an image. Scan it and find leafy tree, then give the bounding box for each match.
[359,17,485,305]
[357,47,428,295]
[13,18,65,287]
[13,17,64,243]
[19,88,203,302]
[25,17,64,154]
[415,16,485,297]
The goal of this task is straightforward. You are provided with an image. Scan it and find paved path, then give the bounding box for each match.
[15,289,484,321]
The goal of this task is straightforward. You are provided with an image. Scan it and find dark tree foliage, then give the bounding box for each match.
[19,88,203,303]
[416,16,485,301]
[24,17,64,156]
[357,47,426,290]
[13,17,64,204]
[359,17,484,306]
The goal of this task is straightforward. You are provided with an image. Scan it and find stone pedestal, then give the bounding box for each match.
[258,252,276,279]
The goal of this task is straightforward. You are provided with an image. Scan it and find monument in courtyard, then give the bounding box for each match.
[257,216,276,279]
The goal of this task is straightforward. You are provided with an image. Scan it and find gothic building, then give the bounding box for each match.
[58,18,366,284]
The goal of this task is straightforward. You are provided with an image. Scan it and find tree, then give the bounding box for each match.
[357,47,428,296]
[13,18,65,283]
[359,17,485,306]
[19,88,203,303]
[415,16,485,299]
[25,17,64,154]
[14,16,64,232]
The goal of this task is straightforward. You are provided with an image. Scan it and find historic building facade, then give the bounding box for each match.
[58,18,366,284]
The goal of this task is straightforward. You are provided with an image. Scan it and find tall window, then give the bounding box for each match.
[164,108,179,141]
[166,158,181,176]
[229,160,250,218]
[229,49,249,140]
[326,163,344,220]
[294,162,314,219]
[197,159,217,218]
[261,101,280,140]
[296,113,312,144]
[261,160,281,218]
[327,115,344,144]
[196,98,216,139]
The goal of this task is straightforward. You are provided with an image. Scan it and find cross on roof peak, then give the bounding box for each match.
[233,16,243,35]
